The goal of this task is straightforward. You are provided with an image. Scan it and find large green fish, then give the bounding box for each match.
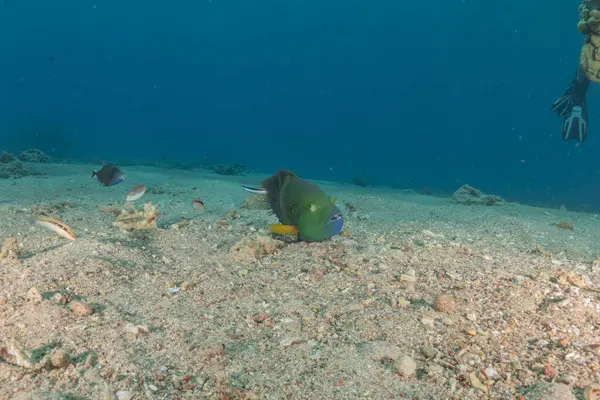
[242,170,344,242]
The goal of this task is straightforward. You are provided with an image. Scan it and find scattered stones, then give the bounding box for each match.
[452,184,504,206]
[50,348,70,368]
[433,294,456,313]
[71,302,93,316]
[394,355,417,378]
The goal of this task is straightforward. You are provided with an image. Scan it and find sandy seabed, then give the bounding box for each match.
[1,162,600,400]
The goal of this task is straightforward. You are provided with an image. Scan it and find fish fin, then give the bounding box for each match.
[330,196,336,204]
[242,184,267,195]
[261,170,298,222]
[269,224,299,236]
[91,171,97,178]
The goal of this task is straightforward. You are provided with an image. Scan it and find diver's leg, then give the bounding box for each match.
[552,66,591,141]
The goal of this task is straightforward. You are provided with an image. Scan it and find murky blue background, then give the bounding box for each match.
[0,0,596,210]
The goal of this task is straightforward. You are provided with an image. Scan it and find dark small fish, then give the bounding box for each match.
[92,164,125,186]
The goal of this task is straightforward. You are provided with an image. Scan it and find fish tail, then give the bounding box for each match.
[242,185,267,195]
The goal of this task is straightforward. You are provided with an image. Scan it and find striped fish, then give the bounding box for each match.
[33,216,77,241]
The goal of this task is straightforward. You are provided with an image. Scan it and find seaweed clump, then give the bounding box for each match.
[212,163,247,176]
[451,184,504,206]
[0,151,31,179]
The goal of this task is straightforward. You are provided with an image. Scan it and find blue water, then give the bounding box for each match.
[0,0,597,210]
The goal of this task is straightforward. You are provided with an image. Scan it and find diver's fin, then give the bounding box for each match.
[552,67,590,142]
[242,184,267,195]
[562,103,588,142]
[269,224,299,236]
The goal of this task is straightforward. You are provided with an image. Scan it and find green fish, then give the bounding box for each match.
[242,170,344,242]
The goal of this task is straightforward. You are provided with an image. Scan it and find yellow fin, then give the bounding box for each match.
[269,224,299,235]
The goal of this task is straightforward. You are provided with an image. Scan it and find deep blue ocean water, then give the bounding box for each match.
[0,0,597,211]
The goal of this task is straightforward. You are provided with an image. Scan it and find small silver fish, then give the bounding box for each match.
[126,184,147,202]
[192,198,205,212]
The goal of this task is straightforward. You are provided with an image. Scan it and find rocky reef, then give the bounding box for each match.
[0,151,30,179]
[451,184,504,206]
[18,149,51,163]
[0,149,51,179]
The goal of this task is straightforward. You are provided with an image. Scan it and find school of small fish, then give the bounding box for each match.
[33,163,207,241]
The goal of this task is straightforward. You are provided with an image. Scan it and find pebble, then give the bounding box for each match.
[469,372,487,393]
[71,302,93,316]
[433,294,456,313]
[148,384,158,391]
[0,295,7,305]
[116,391,135,400]
[27,287,43,304]
[584,383,600,400]
[397,297,410,307]
[125,323,149,339]
[421,318,435,328]
[50,348,70,368]
[421,347,437,359]
[466,313,477,322]
[541,383,574,400]
[485,367,498,380]
[394,355,417,377]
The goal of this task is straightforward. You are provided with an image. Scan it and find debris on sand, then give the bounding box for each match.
[230,234,284,262]
[112,202,159,232]
[241,193,270,210]
[451,184,504,206]
[556,221,574,231]
[0,237,22,264]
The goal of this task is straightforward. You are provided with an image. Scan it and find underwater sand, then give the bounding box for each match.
[1,162,600,399]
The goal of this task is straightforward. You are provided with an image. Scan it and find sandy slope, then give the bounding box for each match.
[0,162,599,400]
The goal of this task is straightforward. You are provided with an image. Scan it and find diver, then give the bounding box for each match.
[551,0,600,142]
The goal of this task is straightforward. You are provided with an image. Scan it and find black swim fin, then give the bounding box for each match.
[552,67,590,142]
